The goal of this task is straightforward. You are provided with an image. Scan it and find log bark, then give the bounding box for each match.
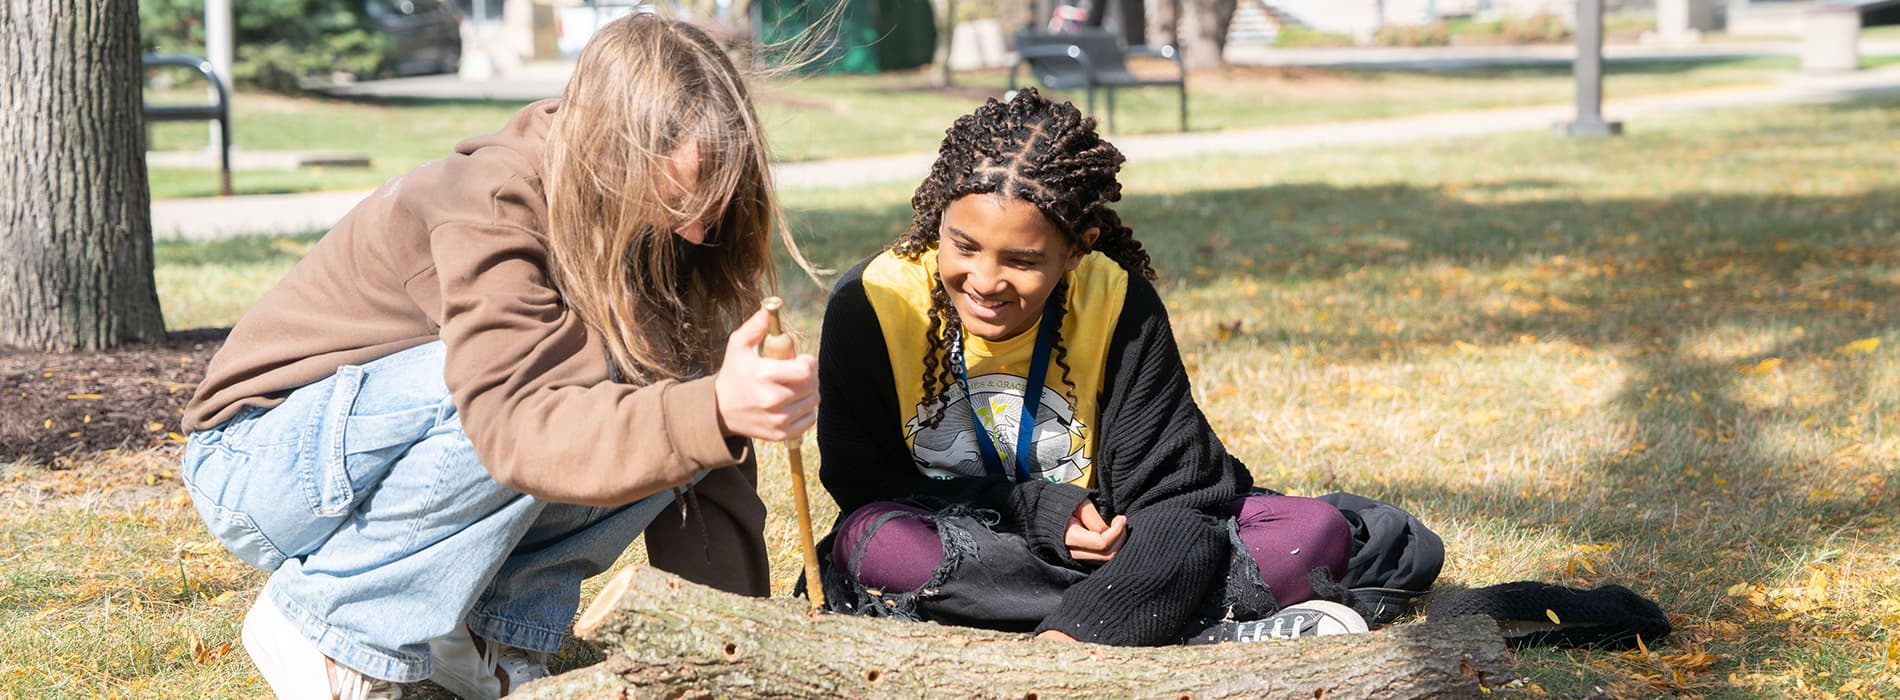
[0,0,166,351]
[516,565,1519,700]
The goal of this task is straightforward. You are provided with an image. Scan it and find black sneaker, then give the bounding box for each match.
[1185,600,1370,645]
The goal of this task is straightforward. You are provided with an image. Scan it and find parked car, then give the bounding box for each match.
[366,0,463,76]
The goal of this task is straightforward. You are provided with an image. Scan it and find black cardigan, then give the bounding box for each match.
[816,255,1254,645]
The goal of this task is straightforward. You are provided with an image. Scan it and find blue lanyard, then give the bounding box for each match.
[955,298,1059,483]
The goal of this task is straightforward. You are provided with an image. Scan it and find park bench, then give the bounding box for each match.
[1008,28,1187,134]
[142,54,232,196]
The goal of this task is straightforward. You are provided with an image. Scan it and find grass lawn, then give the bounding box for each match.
[12,95,1900,697]
[146,53,1882,198]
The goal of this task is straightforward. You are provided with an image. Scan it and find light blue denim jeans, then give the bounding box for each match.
[181,341,690,682]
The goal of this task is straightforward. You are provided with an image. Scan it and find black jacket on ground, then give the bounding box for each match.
[816,254,1254,645]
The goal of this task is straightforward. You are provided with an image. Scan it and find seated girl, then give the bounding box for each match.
[812,89,1356,645]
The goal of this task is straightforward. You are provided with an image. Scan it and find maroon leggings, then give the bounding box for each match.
[832,494,1352,607]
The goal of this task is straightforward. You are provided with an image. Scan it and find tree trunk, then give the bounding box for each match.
[516,565,1521,700]
[0,0,166,351]
[1152,0,1181,48]
[1180,0,1237,68]
[929,0,958,88]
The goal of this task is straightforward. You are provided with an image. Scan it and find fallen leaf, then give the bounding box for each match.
[1546,609,1562,625]
[1835,337,1880,356]
[65,393,102,400]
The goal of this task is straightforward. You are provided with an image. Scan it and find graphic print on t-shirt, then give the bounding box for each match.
[860,248,1127,489]
[904,372,1088,483]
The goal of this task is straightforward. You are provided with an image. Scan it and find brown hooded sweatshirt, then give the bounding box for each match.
[182,100,770,594]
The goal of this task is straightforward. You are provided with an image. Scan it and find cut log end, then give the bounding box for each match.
[574,566,636,639]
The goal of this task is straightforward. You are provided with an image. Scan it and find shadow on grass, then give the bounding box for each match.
[776,176,1895,689]
[139,143,1895,692]
[1126,182,1889,688]
[155,232,326,268]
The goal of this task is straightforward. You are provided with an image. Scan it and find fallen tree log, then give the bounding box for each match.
[514,565,1519,699]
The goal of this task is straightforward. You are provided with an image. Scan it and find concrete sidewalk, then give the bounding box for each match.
[151,63,1900,241]
[1225,38,1900,70]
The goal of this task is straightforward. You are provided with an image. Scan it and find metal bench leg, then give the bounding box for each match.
[217,116,233,196]
[1178,83,1188,132]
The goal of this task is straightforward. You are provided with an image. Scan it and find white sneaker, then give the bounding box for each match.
[1254,600,1369,640]
[242,595,403,700]
[1185,600,1370,645]
[429,626,550,700]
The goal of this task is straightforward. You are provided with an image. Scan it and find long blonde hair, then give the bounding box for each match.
[544,12,782,383]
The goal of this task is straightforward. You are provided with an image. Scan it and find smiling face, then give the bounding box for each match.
[937,193,1097,341]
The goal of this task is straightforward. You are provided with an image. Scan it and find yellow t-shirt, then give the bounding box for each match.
[860,249,1127,486]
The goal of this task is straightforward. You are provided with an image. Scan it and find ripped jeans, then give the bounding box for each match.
[180,341,690,682]
[823,494,1352,634]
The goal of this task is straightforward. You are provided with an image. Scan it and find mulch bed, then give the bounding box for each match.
[0,329,228,466]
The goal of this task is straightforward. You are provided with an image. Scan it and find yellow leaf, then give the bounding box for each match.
[1740,357,1783,375]
[176,541,224,557]
[1835,337,1880,356]
[1635,634,1650,657]
[186,629,207,663]
[146,422,165,432]
[168,432,187,443]
[65,393,102,400]
[43,419,51,429]
[1545,609,1562,625]
[210,591,237,605]
[1808,567,1828,595]
[1453,340,1480,353]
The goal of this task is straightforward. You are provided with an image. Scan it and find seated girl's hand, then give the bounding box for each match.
[1064,500,1127,563]
[713,308,819,442]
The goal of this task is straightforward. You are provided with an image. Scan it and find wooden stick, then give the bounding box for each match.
[759,297,825,611]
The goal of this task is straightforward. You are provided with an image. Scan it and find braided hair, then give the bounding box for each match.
[894,88,1155,430]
